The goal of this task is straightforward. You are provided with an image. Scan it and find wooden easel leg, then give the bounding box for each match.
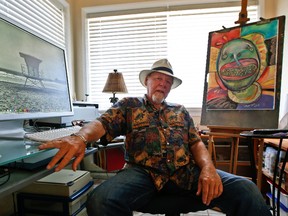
[208,135,217,165]
[232,137,240,174]
[256,139,264,190]
[229,138,235,173]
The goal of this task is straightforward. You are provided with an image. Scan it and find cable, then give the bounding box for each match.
[0,168,11,186]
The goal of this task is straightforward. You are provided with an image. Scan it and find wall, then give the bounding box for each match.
[274,0,288,121]
[259,0,288,121]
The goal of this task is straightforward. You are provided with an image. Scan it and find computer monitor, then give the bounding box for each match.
[0,15,73,138]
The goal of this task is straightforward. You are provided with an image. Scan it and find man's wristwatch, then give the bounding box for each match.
[71,133,88,145]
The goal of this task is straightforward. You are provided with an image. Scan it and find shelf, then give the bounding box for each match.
[265,139,288,151]
[0,147,97,199]
[262,139,288,196]
[262,169,287,192]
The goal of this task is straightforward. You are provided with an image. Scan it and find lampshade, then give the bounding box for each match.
[102,69,128,105]
[102,69,128,94]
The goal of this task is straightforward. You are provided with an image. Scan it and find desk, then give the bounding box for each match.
[0,138,96,199]
[240,131,288,216]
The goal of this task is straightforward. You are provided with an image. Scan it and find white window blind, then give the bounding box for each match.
[0,0,66,48]
[87,4,259,110]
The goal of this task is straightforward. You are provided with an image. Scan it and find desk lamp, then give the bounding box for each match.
[102,69,128,105]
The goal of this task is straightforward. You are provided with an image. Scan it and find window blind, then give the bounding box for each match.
[0,0,66,48]
[87,4,259,110]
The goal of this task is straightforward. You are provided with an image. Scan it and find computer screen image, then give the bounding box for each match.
[0,16,73,138]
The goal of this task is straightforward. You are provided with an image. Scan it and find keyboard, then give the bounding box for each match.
[24,126,82,142]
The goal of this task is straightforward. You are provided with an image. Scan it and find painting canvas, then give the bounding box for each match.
[201,16,285,128]
[206,17,282,110]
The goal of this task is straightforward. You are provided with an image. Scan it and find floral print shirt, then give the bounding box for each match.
[98,95,201,190]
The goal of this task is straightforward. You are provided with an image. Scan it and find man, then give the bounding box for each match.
[39,59,271,216]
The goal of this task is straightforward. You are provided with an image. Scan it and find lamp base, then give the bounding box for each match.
[109,93,118,105]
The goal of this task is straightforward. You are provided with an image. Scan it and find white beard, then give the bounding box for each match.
[152,92,165,105]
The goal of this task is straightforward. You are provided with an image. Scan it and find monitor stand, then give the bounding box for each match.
[0,120,26,139]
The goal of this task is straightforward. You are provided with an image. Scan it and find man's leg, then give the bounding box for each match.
[86,166,156,216]
[210,170,272,216]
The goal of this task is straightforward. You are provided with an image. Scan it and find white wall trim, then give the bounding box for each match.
[82,0,248,14]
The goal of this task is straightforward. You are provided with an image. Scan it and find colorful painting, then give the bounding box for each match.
[205,18,281,110]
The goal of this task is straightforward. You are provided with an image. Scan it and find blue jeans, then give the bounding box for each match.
[86,166,271,216]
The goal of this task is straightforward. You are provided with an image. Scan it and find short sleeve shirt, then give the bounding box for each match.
[98,95,201,190]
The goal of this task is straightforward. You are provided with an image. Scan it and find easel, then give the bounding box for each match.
[235,0,250,26]
[206,126,253,174]
[204,0,253,175]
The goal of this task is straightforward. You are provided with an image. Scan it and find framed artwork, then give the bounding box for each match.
[201,16,285,128]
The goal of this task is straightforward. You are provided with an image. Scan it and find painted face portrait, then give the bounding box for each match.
[217,38,260,92]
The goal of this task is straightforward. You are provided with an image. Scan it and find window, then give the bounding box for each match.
[0,0,67,49]
[86,2,259,110]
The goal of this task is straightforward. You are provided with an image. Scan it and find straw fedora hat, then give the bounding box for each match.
[139,59,182,89]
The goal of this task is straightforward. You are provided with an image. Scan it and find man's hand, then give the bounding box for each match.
[196,164,223,206]
[38,120,106,172]
[38,135,87,172]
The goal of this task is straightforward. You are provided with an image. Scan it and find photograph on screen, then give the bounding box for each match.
[0,18,71,115]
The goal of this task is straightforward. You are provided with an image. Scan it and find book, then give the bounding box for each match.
[21,169,92,197]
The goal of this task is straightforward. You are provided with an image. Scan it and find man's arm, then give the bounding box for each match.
[38,120,106,171]
[190,141,223,205]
